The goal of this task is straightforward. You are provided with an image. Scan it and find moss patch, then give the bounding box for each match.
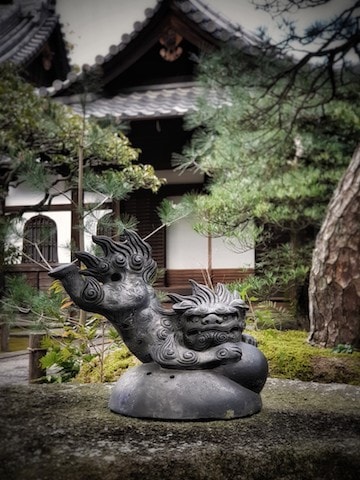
[251,329,360,385]
[74,330,360,385]
[75,344,139,383]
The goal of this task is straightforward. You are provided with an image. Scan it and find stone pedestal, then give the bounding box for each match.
[109,363,262,420]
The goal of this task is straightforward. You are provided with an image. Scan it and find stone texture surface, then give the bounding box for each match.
[0,379,359,480]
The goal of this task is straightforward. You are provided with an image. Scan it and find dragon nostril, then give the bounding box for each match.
[111,273,122,282]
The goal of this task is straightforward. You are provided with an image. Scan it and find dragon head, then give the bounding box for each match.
[150,281,248,369]
[74,229,157,314]
[169,281,248,351]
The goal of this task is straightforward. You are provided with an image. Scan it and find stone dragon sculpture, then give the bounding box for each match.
[49,230,268,420]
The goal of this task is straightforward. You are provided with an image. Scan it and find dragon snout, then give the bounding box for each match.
[201,313,223,325]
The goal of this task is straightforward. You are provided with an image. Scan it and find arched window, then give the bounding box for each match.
[22,215,58,263]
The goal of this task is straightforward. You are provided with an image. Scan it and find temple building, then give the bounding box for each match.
[3,0,258,292]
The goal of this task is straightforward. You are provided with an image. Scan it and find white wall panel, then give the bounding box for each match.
[166,198,255,270]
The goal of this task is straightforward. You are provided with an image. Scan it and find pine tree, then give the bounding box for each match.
[174,1,360,329]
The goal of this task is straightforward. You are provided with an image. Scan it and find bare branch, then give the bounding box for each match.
[20,250,51,271]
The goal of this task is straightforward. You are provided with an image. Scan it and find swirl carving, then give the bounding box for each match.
[82,278,104,305]
[177,349,199,367]
[216,345,242,362]
[152,335,177,365]
[113,254,127,269]
[156,328,170,341]
[98,261,110,273]
[129,254,143,271]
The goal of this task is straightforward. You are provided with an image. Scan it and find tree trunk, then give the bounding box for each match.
[308,145,360,348]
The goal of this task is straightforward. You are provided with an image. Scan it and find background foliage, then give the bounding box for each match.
[173,44,360,323]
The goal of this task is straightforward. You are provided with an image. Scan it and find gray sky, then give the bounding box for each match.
[56,0,355,67]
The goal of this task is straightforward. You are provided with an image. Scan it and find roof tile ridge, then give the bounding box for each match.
[0,5,21,36]
[176,0,259,46]
[0,13,32,49]
[0,0,60,64]
[178,0,242,32]
[11,14,58,66]
[19,0,55,16]
[43,0,259,97]
[0,18,35,63]
[95,0,163,66]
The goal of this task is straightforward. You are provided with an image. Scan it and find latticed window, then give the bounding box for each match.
[22,215,58,263]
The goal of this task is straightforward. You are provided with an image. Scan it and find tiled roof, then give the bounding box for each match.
[46,0,252,120]
[46,0,259,95]
[62,83,231,120]
[90,0,259,65]
[0,0,60,67]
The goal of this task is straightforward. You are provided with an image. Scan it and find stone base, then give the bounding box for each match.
[0,379,359,480]
[109,363,262,420]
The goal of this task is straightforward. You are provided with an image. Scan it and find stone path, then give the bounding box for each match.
[0,351,29,385]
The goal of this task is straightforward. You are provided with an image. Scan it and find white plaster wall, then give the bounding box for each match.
[166,215,207,269]
[6,183,71,207]
[166,198,254,270]
[6,184,105,208]
[83,191,109,204]
[211,237,254,269]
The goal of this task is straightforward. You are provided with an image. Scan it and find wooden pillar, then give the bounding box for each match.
[28,333,47,383]
[207,235,213,287]
[71,189,81,261]
[0,322,9,352]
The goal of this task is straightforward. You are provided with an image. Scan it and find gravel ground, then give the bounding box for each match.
[0,351,29,385]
